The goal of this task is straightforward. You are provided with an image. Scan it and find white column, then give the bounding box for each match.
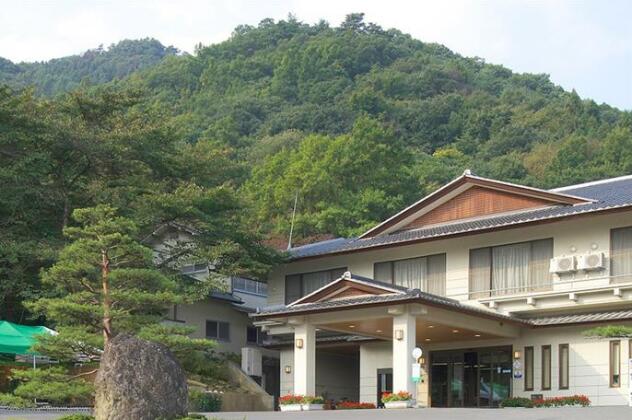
[392,311,416,395]
[293,323,316,395]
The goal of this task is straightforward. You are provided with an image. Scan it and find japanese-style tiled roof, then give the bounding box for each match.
[527,309,632,326]
[289,174,632,260]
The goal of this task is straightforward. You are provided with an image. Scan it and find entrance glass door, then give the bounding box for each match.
[376,368,392,408]
[431,346,512,408]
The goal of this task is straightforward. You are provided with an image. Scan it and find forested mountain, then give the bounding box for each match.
[0,38,178,96]
[2,14,632,321]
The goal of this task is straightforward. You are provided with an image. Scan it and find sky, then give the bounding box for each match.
[1,0,631,110]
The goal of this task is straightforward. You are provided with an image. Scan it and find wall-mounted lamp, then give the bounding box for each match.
[513,350,522,360]
[419,356,426,365]
[394,329,404,341]
[295,338,304,349]
[284,365,292,374]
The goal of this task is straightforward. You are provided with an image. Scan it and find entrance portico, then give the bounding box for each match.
[254,272,524,406]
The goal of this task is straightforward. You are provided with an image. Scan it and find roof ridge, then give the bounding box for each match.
[551,173,632,191]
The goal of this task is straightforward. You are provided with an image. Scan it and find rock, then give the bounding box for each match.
[94,334,188,420]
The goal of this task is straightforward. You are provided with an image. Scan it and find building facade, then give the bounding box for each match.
[253,172,632,407]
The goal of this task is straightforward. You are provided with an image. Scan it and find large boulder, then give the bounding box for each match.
[94,334,188,420]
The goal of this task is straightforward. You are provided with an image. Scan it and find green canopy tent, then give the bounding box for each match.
[0,320,54,356]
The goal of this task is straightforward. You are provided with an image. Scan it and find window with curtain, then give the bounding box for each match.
[559,344,569,390]
[524,346,534,391]
[611,227,632,284]
[542,345,551,390]
[610,340,621,387]
[374,254,446,296]
[284,267,347,304]
[469,238,553,298]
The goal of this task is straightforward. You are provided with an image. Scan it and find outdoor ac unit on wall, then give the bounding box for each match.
[577,252,606,271]
[550,255,576,274]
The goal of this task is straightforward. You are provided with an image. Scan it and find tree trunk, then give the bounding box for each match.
[62,195,70,230]
[101,249,112,344]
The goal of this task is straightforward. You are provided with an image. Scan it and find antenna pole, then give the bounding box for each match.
[287,192,298,250]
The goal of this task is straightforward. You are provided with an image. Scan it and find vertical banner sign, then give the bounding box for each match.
[412,363,421,383]
[628,358,632,407]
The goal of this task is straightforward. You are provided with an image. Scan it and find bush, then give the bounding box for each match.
[278,394,303,405]
[0,392,36,408]
[56,415,95,420]
[381,391,412,402]
[11,367,94,406]
[177,415,207,420]
[336,401,376,409]
[533,395,590,407]
[188,389,222,412]
[302,395,324,404]
[501,397,533,408]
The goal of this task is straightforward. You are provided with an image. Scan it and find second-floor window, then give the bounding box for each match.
[232,277,268,296]
[374,254,446,296]
[285,267,347,304]
[611,226,632,284]
[469,238,553,298]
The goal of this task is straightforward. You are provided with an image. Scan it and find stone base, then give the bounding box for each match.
[302,403,324,411]
[384,400,415,409]
[279,404,302,412]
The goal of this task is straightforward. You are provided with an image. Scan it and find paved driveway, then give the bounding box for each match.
[2,407,631,420]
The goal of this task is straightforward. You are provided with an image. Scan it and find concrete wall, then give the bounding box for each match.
[267,212,632,313]
[356,323,632,406]
[279,348,360,401]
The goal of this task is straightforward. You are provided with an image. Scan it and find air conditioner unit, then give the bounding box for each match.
[550,256,576,274]
[577,252,605,271]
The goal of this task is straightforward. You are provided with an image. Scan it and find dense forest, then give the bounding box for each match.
[2,14,632,322]
[0,38,178,96]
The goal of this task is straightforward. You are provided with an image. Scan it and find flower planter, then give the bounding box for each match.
[279,404,303,411]
[301,403,324,411]
[384,400,415,409]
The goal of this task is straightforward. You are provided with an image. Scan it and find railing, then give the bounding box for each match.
[469,273,632,301]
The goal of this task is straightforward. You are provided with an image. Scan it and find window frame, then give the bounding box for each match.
[524,346,534,391]
[206,320,230,342]
[246,326,261,345]
[469,237,554,298]
[610,226,632,284]
[232,277,268,296]
[373,253,447,295]
[610,340,621,388]
[284,267,347,304]
[541,345,552,391]
[559,343,569,390]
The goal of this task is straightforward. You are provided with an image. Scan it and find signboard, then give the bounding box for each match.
[513,360,522,379]
[412,362,421,383]
[629,359,632,407]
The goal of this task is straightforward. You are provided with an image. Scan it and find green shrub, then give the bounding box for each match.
[11,367,94,406]
[0,392,36,408]
[177,415,207,420]
[56,415,95,420]
[188,389,221,412]
[533,395,590,407]
[500,397,533,408]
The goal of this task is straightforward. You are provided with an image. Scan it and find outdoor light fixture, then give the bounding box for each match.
[427,325,435,329]
[425,338,431,342]
[474,334,481,338]
[514,350,522,360]
[394,329,404,340]
[284,365,292,374]
[295,338,304,349]
[452,329,459,333]
[376,329,383,333]
[348,325,355,328]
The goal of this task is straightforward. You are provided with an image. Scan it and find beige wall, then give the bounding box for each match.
[268,211,632,313]
[171,299,254,355]
[357,322,632,407]
[279,348,360,401]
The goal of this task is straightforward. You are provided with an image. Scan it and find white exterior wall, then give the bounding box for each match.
[268,212,632,313]
[357,324,632,406]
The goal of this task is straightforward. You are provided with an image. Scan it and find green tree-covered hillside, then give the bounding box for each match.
[0,38,178,96]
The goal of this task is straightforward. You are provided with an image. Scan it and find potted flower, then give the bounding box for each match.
[279,394,303,411]
[382,391,415,409]
[301,395,325,411]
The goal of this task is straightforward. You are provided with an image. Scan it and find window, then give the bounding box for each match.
[247,326,261,344]
[469,238,553,298]
[232,277,268,296]
[610,340,621,387]
[206,320,230,342]
[541,345,551,390]
[559,344,569,390]
[524,346,534,391]
[181,262,208,275]
[374,254,446,296]
[284,267,347,304]
[611,227,632,284]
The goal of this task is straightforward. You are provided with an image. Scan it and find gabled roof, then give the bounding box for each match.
[288,272,406,306]
[360,170,591,239]
[288,173,632,261]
